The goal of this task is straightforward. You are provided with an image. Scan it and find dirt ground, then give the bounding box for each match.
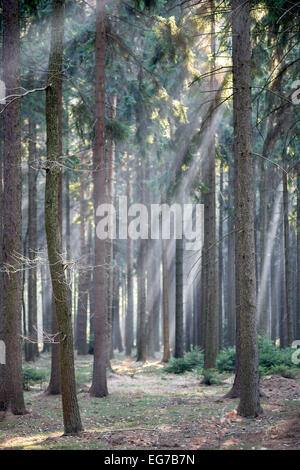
[0,355,300,450]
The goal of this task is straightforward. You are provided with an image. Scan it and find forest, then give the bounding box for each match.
[0,0,300,452]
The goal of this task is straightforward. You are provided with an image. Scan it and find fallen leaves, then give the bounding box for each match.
[220,409,244,425]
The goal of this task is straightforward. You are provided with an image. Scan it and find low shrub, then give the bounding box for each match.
[201,368,223,386]
[265,364,296,379]
[22,365,46,391]
[165,338,299,376]
[216,347,236,372]
[165,358,187,374]
[216,337,299,375]
[258,336,294,370]
[165,348,203,374]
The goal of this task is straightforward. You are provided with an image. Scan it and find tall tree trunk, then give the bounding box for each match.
[0,0,26,415]
[258,158,268,335]
[135,74,147,363]
[106,94,117,363]
[200,228,208,352]
[270,174,279,342]
[279,218,287,347]
[64,101,72,322]
[147,240,156,358]
[125,175,134,356]
[45,0,82,433]
[136,234,147,362]
[270,247,277,341]
[218,159,223,350]
[113,269,123,353]
[225,142,241,399]
[297,162,300,340]
[254,160,259,298]
[153,240,161,353]
[162,239,170,362]
[76,169,88,355]
[193,271,200,347]
[175,236,184,358]
[41,263,51,353]
[46,86,63,391]
[90,0,108,397]
[232,0,261,417]
[27,116,39,361]
[226,164,235,347]
[0,113,4,400]
[204,0,217,369]
[46,0,65,394]
[88,225,95,354]
[46,299,61,394]
[185,273,192,352]
[283,171,293,346]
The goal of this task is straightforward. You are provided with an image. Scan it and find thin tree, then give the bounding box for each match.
[76,168,89,355]
[218,159,223,350]
[283,170,294,346]
[162,238,170,362]
[106,94,117,362]
[0,100,4,402]
[226,163,235,347]
[27,115,39,361]
[0,0,27,415]
[90,0,108,397]
[204,0,217,369]
[232,0,261,417]
[45,0,82,433]
[125,167,134,356]
[135,71,147,363]
[297,162,300,340]
[175,235,184,358]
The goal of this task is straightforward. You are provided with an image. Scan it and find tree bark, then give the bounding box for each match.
[204,0,217,369]
[162,239,170,362]
[136,233,147,362]
[90,0,108,397]
[41,263,51,353]
[113,269,123,353]
[283,171,294,346]
[175,236,184,358]
[76,169,88,355]
[45,0,82,433]
[232,0,261,417]
[218,159,223,350]
[279,219,287,347]
[226,164,235,347]
[125,174,134,356]
[297,162,300,340]
[27,116,39,361]
[106,94,117,363]
[0,113,4,403]
[147,240,156,358]
[0,0,26,415]
[135,73,147,363]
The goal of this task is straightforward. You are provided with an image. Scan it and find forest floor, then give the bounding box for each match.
[0,354,300,450]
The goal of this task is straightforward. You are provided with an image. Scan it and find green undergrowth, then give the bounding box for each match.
[164,338,300,377]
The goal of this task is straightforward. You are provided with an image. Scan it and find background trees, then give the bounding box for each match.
[90,0,108,398]
[0,0,299,433]
[44,0,82,433]
[232,0,260,417]
[0,0,26,415]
